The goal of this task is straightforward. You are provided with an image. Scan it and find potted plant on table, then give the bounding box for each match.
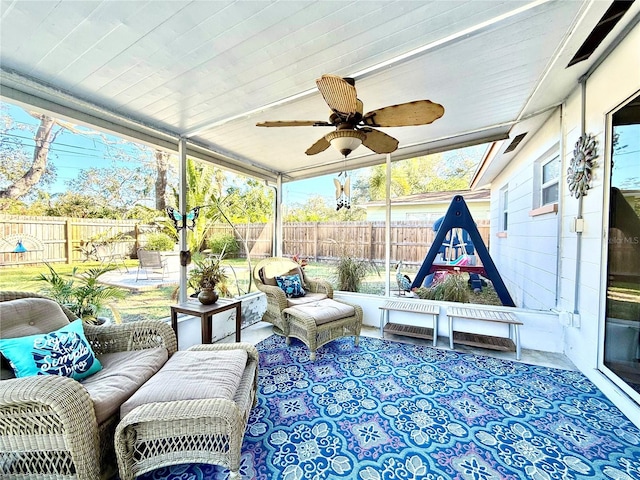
[188,251,230,305]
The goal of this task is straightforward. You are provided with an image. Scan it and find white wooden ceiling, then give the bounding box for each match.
[1,0,636,183]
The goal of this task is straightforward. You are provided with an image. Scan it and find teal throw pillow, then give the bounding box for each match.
[0,319,102,380]
[276,274,306,298]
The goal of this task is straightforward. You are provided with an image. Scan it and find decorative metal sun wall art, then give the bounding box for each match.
[567,133,598,198]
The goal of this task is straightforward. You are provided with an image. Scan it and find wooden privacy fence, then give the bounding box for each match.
[0,215,143,266]
[281,221,490,267]
[1,215,489,268]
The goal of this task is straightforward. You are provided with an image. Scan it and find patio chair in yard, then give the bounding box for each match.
[136,248,168,281]
[96,244,129,273]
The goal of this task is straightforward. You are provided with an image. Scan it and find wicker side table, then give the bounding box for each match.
[114,343,258,480]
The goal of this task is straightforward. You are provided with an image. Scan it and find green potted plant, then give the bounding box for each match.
[188,251,230,304]
[37,263,127,324]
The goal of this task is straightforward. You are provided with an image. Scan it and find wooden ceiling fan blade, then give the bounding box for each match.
[305,135,331,155]
[362,128,399,154]
[363,100,445,127]
[316,74,358,117]
[256,120,330,127]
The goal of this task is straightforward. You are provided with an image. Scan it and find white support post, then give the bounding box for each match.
[385,153,392,297]
[178,138,188,304]
[275,174,283,257]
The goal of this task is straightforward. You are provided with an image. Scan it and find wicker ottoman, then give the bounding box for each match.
[114,343,258,480]
[283,298,363,360]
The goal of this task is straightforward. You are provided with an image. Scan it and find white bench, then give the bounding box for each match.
[447,306,522,360]
[379,300,439,346]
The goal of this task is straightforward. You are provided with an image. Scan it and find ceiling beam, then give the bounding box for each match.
[0,68,279,182]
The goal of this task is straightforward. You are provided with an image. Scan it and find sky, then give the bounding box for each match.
[2,101,338,204]
[3,102,157,188]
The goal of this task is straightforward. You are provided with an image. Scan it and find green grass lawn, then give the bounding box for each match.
[0,261,178,323]
[0,259,502,324]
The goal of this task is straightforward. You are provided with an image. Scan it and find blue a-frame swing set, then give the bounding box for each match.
[411,195,515,307]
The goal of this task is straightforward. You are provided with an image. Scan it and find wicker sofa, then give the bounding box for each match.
[0,291,178,479]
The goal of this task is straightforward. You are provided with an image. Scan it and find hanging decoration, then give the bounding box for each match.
[567,133,597,199]
[166,206,201,231]
[12,240,27,253]
[333,171,351,210]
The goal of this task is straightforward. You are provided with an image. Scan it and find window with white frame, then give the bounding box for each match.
[500,186,509,231]
[540,155,560,206]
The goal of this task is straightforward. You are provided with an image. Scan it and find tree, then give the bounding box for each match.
[354,150,480,202]
[0,111,59,203]
[224,178,274,223]
[356,163,412,201]
[154,149,170,211]
[45,192,120,218]
[284,195,336,222]
[1,103,177,218]
[283,193,366,222]
[65,161,156,216]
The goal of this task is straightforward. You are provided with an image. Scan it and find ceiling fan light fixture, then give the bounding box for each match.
[326,130,366,157]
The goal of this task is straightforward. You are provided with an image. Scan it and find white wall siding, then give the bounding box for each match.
[493,23,640,426]
[489,109,562,311]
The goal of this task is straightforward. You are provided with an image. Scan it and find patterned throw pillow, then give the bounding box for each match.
[275,274,306,298]
[0,319,102,380]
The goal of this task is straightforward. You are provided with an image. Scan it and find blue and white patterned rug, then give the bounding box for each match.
[139,335,640,480]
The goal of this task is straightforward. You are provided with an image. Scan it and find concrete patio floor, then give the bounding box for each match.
[100,269,179,292]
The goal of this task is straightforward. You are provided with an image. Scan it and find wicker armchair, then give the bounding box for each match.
[253,257,333,335]
[0,291,177,480]
[253,258,362,360]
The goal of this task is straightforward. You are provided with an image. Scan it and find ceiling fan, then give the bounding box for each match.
[257,74,445,158]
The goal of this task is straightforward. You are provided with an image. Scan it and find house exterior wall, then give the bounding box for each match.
[366,200,490,222]
[562,23,639,425]
[488,23,640,425]
[489,112,561,311]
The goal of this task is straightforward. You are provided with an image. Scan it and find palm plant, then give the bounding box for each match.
[169,159,225,253]
[37,263,127,324]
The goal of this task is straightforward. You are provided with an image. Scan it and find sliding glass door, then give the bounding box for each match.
[604,92,640,398]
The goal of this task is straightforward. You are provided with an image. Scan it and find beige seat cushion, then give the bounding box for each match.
[286,292,327,307]
[81,347,168,424]
[120,349,248,418]
[285,299,356,326]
